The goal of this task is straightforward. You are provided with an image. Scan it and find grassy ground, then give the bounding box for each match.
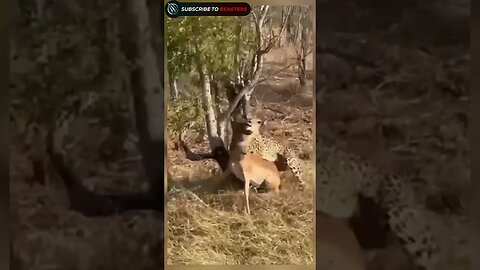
[167,186,314,265]
[10,147,164,270]
[166,46,315,265]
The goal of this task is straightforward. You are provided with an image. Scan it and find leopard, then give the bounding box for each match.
[243,118,307,188]
[316,138,440,270]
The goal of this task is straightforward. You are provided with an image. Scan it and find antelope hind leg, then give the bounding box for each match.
[244,178,251,215]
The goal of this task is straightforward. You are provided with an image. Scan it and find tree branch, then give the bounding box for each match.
[219,83,255,123]
[178,123,215,161]
[177,122,230,171]
[263,6,291,53]
[220,47,312,121]
[220,7,274,123]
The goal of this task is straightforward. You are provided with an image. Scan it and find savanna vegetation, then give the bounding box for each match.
[165,6,315,265]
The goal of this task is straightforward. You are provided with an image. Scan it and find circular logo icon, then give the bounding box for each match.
[166,1,180,17]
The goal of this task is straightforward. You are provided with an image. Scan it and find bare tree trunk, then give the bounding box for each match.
[147,0,164,84]
[296,7,309,89]
[278,6,292,47]
[211,79,231,147]
[121,0,164,201]
[298,55,307,88]
[169,77,179,100]
[287,14,294,43]
[241,91,252,119]
[278,7,285,47]
[233,18,243,84]
[297,18,307,88]
[194,52,224,150]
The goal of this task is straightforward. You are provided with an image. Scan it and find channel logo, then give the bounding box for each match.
[165,1,180,18]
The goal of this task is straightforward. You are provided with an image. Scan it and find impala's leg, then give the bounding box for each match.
[274,175,281,196]
[245,178,251,215]
[274,184,280,196]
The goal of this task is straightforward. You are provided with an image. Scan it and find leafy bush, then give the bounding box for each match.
[167,93,204,137]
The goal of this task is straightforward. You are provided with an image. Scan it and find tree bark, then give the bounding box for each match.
[147,0,164,72]
[169,78,179,100]
[295,7,309,89]
[194,52,224,150]
[120,0,165,201]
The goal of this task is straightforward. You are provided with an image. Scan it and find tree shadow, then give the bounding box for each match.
[168,173,246,195]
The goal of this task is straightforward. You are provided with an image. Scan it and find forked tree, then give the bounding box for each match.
[293,6,313,89]
[169,6,292,169]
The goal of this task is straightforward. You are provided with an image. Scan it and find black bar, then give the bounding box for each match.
[165,1,251,18]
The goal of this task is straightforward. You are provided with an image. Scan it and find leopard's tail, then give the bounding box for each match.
[282,147,305,187]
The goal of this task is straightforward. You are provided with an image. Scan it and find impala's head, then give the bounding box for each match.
[245,118,264,135]
[231,115,265,137]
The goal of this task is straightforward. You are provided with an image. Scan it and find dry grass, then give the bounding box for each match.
[167,186,314,265]
[10,152,164,270]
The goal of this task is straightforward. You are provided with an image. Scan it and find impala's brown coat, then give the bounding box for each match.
[230,153,281,214]
[317,211,366,270]
[216,118,281,214]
